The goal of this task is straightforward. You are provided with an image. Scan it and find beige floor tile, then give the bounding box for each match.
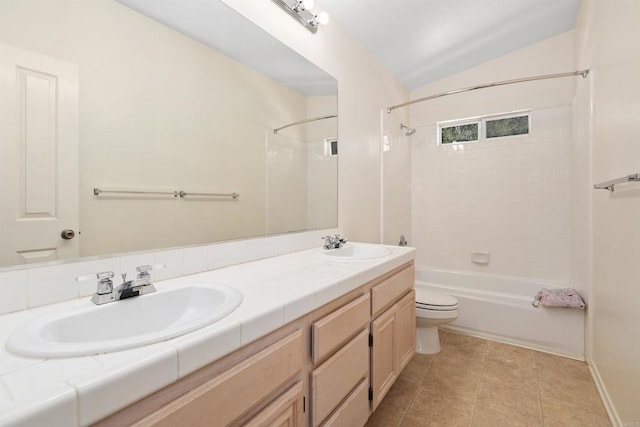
[472,406,542,427]
[476,368,543,423]
[365,404,402,427]
[538,372,607,415]
[486,341,535,367]
[422,355,483,402]
[405,386,474,426]
[534,351,592,382]
[378,376,421,414]
[541,395,612,427]
[441,332,488,357]
[482,358,538,388]
[399,353,436,384]
[367,333,610,427]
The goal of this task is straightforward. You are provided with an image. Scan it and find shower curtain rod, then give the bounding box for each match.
[386,69,590,113]
[273,114,337,134]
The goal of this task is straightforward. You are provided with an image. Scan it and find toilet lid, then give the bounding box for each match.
[415,288,458,310]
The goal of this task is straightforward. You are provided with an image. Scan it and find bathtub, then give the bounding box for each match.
[415,268,585,360]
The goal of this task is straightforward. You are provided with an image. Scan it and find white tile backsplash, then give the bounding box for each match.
[27,264,80,308]
[0,229,338,311]
[182,245,208,275]
[0,270,28,314]
[152,249,183,281]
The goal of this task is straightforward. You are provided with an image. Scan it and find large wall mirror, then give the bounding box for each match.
[0,0,338,269]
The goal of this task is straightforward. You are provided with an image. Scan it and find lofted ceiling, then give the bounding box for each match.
[321,0,581,89]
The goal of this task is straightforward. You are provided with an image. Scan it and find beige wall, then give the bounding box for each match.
[575,1,640,424]
[408,32,575,282]
[221,0,409,244]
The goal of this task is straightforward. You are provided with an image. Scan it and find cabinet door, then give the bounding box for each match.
[137,330,303,427]
[371,307,397,410]
[371,290,416,410]
[395,290,416,372]
[244,382,304,427]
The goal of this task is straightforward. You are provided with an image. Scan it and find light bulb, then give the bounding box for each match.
[293,0,314,12]
[312,11,329,26]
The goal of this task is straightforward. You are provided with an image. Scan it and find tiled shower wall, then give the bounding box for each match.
[411,105,572,282]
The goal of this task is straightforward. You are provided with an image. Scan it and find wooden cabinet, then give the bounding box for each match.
[311,293,370,364]
[310,330,369,426]
[134,330,303,427]
[244,382,304,427]
[371,290,416,410]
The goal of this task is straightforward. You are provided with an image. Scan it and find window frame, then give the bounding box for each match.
[437,110,531,146]
[483,111,531,141]
[437,117,481,145]
[324,137,338,157]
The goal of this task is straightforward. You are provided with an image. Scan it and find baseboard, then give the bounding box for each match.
[440,325,585,361]
[588,360,622,427]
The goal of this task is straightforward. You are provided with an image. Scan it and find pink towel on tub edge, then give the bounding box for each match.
[532,288,585,309]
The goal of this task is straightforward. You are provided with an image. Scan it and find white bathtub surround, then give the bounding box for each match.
[0,243,415,426]
[415,268,585,359]
[407,31,575,284]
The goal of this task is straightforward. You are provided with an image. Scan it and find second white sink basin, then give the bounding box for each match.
[321,244,392,260]
[6,284,242,358]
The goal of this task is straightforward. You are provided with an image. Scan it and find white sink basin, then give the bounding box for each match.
[6,284,242,358]
[320,244,392,260]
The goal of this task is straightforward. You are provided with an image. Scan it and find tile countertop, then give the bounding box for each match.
[0,243,416,427]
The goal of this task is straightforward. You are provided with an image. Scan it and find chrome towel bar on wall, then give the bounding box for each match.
[593,173,640,192]
[93,188,239,199]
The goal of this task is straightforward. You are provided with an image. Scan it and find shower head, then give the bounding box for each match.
[400,123,416,136]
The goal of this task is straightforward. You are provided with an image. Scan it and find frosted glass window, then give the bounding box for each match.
[440,123,479,144]
[486,115,529,138]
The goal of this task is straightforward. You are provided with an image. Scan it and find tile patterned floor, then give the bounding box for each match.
[366,330,611,427]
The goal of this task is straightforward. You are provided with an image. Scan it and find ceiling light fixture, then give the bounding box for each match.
[271,0,330,34]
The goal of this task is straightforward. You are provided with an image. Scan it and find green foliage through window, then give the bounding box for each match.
[486,116,529,138]
[441,123,478,144]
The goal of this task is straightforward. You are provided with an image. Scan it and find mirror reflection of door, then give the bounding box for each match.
[0,43,79,267]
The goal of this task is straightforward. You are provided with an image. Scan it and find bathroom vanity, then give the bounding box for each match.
[98,263,415,427]
[0,243,416,427]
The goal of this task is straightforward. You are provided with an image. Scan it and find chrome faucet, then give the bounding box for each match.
[322,234,347,250]
[114,265,156,301]
[79,265,157,305]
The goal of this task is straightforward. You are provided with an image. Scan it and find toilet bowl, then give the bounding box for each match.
[414,286,459,354]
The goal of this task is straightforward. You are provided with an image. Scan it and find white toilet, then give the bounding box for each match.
[414,286,460,354]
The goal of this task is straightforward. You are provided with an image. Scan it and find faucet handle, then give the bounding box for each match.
[136,265,153,274]
[76,271,114,296]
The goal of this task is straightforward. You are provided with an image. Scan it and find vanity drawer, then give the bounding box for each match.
[371,265,414,317]
[243,381,304,427]
[312,293,370,364]
[320,378,370,427]
[137,330,303,427]
[311,329,369,426]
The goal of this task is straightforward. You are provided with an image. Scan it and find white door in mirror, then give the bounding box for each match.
[6,284,242,358]
[0,43,80,267]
